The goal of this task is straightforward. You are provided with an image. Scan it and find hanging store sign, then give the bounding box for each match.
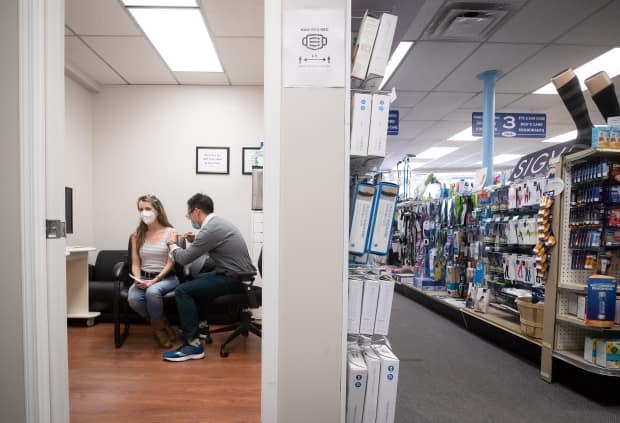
[388,110,399,135]
[509,140,581,181]
[472,112,547,138]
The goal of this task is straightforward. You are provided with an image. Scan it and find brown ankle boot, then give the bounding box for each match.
[151,319,172,348]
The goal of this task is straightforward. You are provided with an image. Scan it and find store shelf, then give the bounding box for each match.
[556,314,620,331]
[564,148,620,165]
[350,155,384,177]
[558,282,620,293]
[461,307,542,347]
[553,350,620,377]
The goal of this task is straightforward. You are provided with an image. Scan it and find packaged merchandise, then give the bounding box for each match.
[586,275,617,328]
[347,348,368,423]
[374,344,399,423]
[361,347,381,423]
[351,12,380,82]
[360,278,381,335]
[367,94,390,157]
[595,339,620,369]
[364,13,398,90]
[348,278,364,334]
[368,183,399,255]
[350,93,373,156]
[474,287,490,313]
[373,279,395,336]
[584,336,597,364]
[350,184,376,255]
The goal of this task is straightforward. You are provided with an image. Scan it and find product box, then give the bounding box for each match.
[351,12,380,82]
[373,279,395,336]
[374,344,399,423]
[616,297,620,324]
[360,278,381,335]
[368,182,399,255]
[367,94,390,157]
[347,348,369,423]
[577,295,587,320]
[350,93,373,156]
[393,273,414,285]
[364,13,398,91]
[361,346,381,423]
[595,339,620,369]
[348,278,364,334]
[592,126,620,150]
[584,336,597,364]
[568,292,578,315]
[350,184,377,255]
[586,275,618,328]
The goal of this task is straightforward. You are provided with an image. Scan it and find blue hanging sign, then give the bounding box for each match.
[472,112,546,138]
[388,110,399,135]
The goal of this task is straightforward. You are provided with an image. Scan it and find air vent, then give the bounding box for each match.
[424,2,511,41]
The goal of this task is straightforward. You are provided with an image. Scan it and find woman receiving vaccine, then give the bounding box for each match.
[127,194,179,348]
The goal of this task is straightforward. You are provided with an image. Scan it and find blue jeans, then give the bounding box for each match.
[127,275,179,320]
[175,271,244,341]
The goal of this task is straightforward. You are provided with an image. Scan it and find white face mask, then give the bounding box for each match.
[140,210,156,225]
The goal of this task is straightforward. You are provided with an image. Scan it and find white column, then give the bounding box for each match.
[263,1,349,422]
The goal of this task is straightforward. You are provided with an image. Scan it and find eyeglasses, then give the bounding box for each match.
[185,208,194,219]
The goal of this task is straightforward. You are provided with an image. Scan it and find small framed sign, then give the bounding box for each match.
[196,147,230,175]
[242,147,260,175]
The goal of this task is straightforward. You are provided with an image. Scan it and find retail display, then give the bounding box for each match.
[585,71,620,121]
[551,68,593,146]
[350,93,372,156]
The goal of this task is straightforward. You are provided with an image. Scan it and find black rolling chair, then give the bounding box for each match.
[205,252,262,357]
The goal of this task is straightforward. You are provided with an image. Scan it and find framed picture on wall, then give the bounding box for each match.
[196,146,230,175]
[242,147,260,175]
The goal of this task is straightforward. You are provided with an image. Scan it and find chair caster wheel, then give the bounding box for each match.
[220,349,229,358]
[205,335,213,344]
[86,318,95,327]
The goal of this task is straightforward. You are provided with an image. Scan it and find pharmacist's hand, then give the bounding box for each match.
[184,231,195,243]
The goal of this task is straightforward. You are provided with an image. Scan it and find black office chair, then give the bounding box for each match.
[205,251,262,358]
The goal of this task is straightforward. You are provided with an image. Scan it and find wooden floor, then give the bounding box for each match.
[68,323,261,423]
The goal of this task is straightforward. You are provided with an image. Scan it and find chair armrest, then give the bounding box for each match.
[88,264,95,281]
[113,261,129,281]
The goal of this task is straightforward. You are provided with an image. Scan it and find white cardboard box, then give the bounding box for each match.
[568,292,578,315]
[367,94,390,157]
[347,349,368,423]
[352,12,380,81]
[374,344,399,423]
[368,183,399,255]
[595,339,620,369]
[364,13,398,91]
[577,295,587,320]
[350,93,372,156]
[350,184,376,255]
[373,279,395,336]
[348,278,364,334]
[361,347,381,423]
[360,278,381,335]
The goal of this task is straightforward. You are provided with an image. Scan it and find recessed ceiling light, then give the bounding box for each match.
[379,41,414,90]
[493,154,522,164]
[448,127,481,141]
[127,7,223,72]
[408,161,429,169]
[541,130,577,143]
[122,0,197,6]
[533,48,620,94]
[416,147,459,159]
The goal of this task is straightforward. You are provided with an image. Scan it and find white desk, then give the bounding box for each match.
[66,246,100,325]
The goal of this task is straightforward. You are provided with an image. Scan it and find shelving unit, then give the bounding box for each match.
[550,148,620,380]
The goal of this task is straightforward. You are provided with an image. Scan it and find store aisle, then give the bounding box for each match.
[390,293,620,423]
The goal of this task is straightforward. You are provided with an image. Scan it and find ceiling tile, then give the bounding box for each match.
[216,37,263,85]
[460,93,524,110]
[402,0,443,40]
[437,43,542,92]
[65,0,141,36]
[406,92,474,120]
[417,120,475,141]
[391,91,427,108]
[489,0,609,43]
[557,1,620,46]
[495,44,610,94]
[386,41,479,91]
[174,72,229,85]
[390,120,437,140]
[442,110,475,123]
[201,0,263,37]
[83,36,177,84]
[65,36,126,85]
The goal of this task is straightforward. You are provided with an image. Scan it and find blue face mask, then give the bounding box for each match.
[192,222,201,230]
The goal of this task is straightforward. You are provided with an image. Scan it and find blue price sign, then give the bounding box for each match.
[388,110,399,136]
[472,112,546,138]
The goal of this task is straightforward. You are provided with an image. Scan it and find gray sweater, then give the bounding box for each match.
[172,215,255,275]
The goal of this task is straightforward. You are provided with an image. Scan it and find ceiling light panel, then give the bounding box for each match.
[534,48,620,94]
[493,154,522,164]
[448,127,481,141]
[122,0,197,6]
[416,146,460,159]
[128,7,223,72]
[379,41,414,90]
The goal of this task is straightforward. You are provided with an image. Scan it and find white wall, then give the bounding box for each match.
[92,85,263,251]
[65,76,95,248]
